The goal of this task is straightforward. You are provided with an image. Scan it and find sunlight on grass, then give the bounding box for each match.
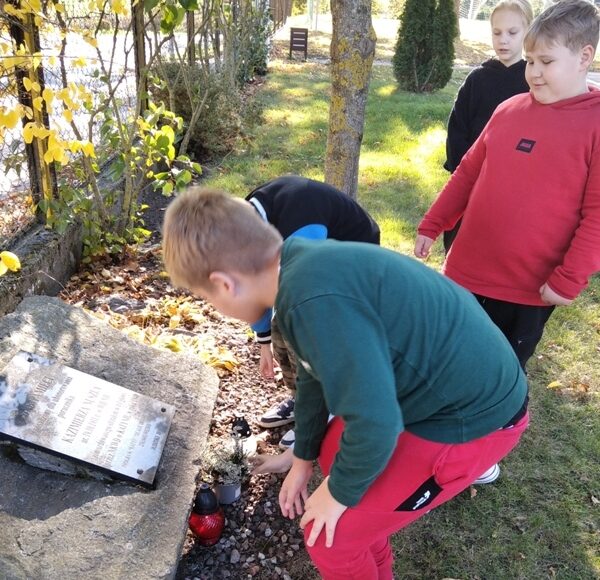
[374,83,397,97]
[201,57,599,579]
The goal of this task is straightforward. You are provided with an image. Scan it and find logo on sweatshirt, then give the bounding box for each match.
[516,138,536,153]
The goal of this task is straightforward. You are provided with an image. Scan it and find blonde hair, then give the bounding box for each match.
[491,0,534,28]
[162,187,282,290]
[524,0,600,53]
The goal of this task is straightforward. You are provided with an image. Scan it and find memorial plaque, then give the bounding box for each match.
[0,351,175,488]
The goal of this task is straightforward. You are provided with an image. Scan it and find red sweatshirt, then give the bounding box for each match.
[419,89,600,306]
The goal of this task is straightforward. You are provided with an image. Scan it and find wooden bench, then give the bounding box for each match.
[289,27,308,61]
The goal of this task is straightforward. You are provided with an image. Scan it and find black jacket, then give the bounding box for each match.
[444,59,529,172]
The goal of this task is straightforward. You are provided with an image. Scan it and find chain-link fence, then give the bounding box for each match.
[0,1,138,245]
[1,0,289,247]
[0,19,36,245]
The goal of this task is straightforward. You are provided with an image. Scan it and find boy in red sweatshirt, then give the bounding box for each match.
[415,0,600,369]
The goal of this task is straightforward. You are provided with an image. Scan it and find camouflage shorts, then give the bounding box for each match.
[271,314,297,394]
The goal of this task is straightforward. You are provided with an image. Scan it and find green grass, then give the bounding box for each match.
[201,62,600,579]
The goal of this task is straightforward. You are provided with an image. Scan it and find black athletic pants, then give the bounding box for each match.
[473,294,555,371]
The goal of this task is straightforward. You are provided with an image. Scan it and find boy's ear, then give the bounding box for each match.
[580,45,595,69]
[208,271,237,294]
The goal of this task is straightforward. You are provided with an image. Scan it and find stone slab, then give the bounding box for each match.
[0,350,175,487]
[0,296,219,580]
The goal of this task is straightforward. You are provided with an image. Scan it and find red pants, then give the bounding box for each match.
[304,414,529,579]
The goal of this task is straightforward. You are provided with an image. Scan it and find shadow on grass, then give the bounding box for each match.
[199,58,600,578]
[390,375,599,579]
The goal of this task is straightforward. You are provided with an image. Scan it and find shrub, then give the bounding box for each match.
[392,0,457,92]
[431,0,457,90]
[236,1,273,83]
[151,63,252,160]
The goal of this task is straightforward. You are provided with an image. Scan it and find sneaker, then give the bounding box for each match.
[278,429,295,450]
[258,398,295,428]
[473,463,500,485]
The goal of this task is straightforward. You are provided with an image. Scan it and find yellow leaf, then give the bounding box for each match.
[28,0,42,13]
[169,314,181,329]
[32,96,44,111]
[0,251,22,272]
[68,141,82,153]
[547,380,563,389]
[82,141,96,158]
[48,55,57,66]
[111,0,128,16]
[23,77,33,92]
[32,52,43,71]
[33,124,51,139]
[0,109,21,129]
[83,35,98,49]
[42,87,54,106]
[73,57,87,67]
[163,336,182,353]
[54,2,65,13]
[63,109,73,123]
[23,121,35,143]
[3,4,20,17]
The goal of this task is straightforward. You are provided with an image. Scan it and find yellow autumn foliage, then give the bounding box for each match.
[0,251,22,276]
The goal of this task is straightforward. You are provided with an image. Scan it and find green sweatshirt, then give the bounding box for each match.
[276,238,527,507]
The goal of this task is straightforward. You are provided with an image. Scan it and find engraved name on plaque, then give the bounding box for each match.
[0,351,175,487]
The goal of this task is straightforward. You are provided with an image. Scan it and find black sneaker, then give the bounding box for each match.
[258,398,295,428]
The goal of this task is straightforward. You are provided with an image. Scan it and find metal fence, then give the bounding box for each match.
[0,0,140,245]
[0,0,291,248]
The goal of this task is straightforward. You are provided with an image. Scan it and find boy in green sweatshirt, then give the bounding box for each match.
[163,187,529,580]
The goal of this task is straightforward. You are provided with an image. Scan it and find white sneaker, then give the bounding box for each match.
[258,398,295,428]
[473,463,500,485]
[278,429,295,450]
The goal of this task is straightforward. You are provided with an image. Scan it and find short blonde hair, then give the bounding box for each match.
[524,0,600,53]
[491,0,534,28]
[162,187,282,290]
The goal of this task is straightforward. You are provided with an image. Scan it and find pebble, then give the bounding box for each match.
[172,320,313,580]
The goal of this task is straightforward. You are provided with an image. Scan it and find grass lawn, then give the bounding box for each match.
[201,61,600,579]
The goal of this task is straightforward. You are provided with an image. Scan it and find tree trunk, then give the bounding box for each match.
[454,0,461,19]
[324,0,376,199]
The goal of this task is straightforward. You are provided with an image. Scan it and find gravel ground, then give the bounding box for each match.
[174,321,320,580]
[59,184,320,580]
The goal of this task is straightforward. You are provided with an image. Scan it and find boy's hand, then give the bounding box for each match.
[259,343,275,379]
[539,283,573,306]
[279,457,312,519]
[414,234,434,259]
[300,477,347,548]
[250,448,294,475]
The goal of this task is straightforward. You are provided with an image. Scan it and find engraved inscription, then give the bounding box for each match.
[0,351,176,487]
